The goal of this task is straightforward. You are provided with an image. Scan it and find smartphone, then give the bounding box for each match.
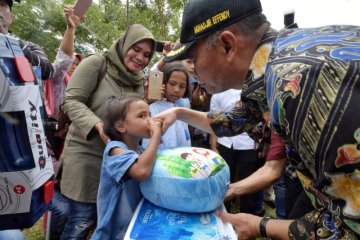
[73,0,93,18]
[147,70,163,100]
[155,41,164,52]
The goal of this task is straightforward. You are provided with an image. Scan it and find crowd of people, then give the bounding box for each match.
[1,0,359,239]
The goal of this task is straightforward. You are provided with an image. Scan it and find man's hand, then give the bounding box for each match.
[224,183,237,202]
[216,211,261,240]
[154,108,178,134]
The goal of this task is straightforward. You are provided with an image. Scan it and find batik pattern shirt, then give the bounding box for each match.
[209,26,360,239]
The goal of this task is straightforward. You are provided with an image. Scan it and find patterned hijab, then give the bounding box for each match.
[105,24,155,87]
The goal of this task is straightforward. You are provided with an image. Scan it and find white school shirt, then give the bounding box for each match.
[210,89,255,150]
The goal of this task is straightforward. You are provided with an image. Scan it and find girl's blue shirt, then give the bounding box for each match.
[92,141,144,240]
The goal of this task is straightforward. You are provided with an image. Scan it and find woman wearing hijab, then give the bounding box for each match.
[53,24,156,239]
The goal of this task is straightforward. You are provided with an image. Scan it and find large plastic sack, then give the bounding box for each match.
[140,147,230,213]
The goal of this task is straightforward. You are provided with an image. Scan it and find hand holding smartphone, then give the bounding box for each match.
[147,70,163,101]
[73,0,93,19]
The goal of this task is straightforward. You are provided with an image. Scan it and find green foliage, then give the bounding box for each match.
[9,0,189,62]
[11,0,62,61]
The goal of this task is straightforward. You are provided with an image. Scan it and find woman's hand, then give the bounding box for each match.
[64,5,81,29]
[94,121,110,144]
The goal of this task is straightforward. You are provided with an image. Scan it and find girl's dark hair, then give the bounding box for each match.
[102,93,144,141]
[162,61,190,98]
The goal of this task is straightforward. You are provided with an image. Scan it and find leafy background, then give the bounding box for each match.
[11,0,189,62]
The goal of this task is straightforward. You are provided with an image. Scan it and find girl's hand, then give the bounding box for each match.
[148,118,162,138]
[160,84,167,101]
[143,82,167,104]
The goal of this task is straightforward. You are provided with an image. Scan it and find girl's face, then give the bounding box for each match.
[67,58,80,76]
[182,59,194,76]
[165,70,187,103]
[124,40,153,73]
[122,100,151,138]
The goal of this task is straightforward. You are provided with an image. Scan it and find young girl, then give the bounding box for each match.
[142,62,191,150]
[92,94,162,239]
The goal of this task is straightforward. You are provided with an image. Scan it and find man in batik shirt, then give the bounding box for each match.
[158,0,360,239]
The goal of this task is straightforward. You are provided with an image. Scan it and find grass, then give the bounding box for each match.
[22,217,45,240]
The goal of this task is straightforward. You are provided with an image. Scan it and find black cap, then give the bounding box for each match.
[165,0,262,62]
[4,0,21,9]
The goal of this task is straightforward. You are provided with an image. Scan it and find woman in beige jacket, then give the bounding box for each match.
[51,24,156,239]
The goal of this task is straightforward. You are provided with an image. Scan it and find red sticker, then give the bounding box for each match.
[13,185,25,194]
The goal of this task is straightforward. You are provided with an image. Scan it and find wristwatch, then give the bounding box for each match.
[259,216,272,238]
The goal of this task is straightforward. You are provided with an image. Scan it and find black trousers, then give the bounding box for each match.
[285,175,315,219]
[217,143,265,215]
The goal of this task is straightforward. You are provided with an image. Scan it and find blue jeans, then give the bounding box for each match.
[48,188,97,240]
[48,188,70,239]
[273,174,286,219]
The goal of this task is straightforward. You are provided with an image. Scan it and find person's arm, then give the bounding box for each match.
[225,158,286,201]
[51,5,81,119]
[208,96,263,137]
[59,5,80,57]
[127,119,162,180]
[209,134,218,152]
[209,94,220,152]
[94,121,109,144]
[225,130,287,200]
[155,107,214,135]
[216,211,293,239]
[150,41,174,71]
[266,218,293,239]
[156,95,262,138]
[20,40,54,80]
